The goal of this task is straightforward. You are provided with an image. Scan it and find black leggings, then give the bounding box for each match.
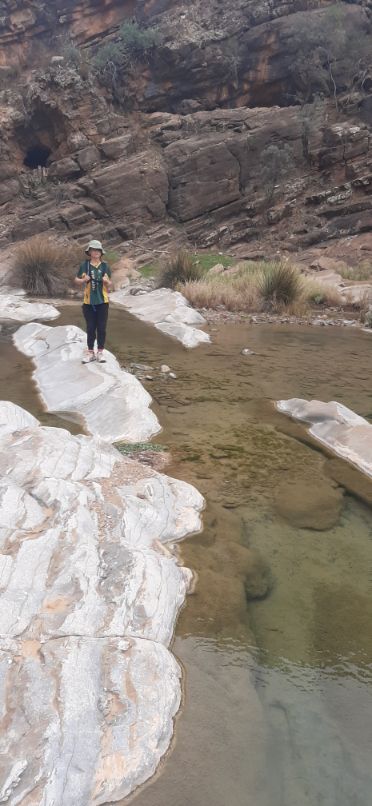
[82,303,109,350]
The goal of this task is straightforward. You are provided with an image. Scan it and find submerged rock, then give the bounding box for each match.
[0,401,204,805]
[274,478,344,531]
[243,548,273,601]
[13,322,160,443]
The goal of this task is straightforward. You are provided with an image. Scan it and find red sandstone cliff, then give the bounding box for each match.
[0,0,372,263]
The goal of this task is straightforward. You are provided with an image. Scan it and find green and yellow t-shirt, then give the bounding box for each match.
[77,261,111,306]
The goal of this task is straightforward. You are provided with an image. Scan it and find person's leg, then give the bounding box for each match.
[82,304,97,355]
[96,303,109,351]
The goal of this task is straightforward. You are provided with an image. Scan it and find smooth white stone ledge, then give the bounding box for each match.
[13,322,161,443]
[0,401,204,804]
[111,288,211,348]
[277,398,372,478]
[0,293,60,322]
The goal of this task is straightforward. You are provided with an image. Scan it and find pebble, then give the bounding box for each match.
[169,372,177,379]
[241,348,255,356]
[160,364,171,373]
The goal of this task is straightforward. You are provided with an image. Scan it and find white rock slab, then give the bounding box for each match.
[111,288,211,348]
[0,635,181,805]
[0,293,59,322]
[277,398,372,478]
[0,402,204,804]
[14,322,161,443]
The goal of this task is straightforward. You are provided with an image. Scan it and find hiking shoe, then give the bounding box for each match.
[82,351,96,364]
[97,350,106,363]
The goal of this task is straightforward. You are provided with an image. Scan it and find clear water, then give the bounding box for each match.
[5,307,372,805]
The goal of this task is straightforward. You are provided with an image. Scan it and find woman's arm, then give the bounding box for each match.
[102,266,112,289]
[74,272,90,286]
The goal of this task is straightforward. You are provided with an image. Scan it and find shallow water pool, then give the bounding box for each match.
[5,307,372,806]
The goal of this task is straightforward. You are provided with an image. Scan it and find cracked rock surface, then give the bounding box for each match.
[13,322,161,442]
[0,402,204,805]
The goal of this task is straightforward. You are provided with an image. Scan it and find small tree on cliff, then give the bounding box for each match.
[287,4,372,108]
[93,20,161,102]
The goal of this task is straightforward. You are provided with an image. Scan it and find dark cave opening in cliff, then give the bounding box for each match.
[23,144,52,170]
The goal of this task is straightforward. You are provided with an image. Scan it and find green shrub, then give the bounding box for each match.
[118,21,161,54]
[93,41,128,73]
[93,20,161,88]
[62,38,82,67]
[157,251,203,289]
[11,235,82,297]
[258,262,303,309]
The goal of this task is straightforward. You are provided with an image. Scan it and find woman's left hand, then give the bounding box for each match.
[103,275,112,288]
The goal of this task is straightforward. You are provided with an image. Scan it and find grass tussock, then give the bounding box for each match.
[337,262,372,282]
[11,235,82,297]
[182,274,260,312]
[305,282,343,307]
[156,250,203,289]
[154,251,348,314]
[257,263,303,309]
[182,260,308,313]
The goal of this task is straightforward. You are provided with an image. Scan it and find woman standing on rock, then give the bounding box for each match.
[75,239,112,363]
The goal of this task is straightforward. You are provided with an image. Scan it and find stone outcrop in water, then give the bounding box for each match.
[0,400,204,804]
[277,398,372,479]
[13,322,161,442]
[0,293,59,322]
[111,287,210,348]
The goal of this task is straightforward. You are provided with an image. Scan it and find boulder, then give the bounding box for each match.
[274,478,343,531]
[77,145,101,172]
[100,134,134,160]
[48,157,81,180]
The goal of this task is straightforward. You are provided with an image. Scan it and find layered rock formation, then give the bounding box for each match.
[111,287,210,347]
[13,322,161,441]
[0,0,372,263]
[0,401,204,804]
[277,398,372,477]
[0,293,59,322]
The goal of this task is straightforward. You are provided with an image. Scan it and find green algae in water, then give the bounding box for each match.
[114,441,167,454]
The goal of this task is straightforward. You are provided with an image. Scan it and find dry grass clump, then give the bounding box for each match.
[304,282,343,307]
[337,262,372,282]
[182,275,260,312]
[182,260,305,313]
[257,262,303,309]
[10,235,82,297]
[156,250,203,289]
